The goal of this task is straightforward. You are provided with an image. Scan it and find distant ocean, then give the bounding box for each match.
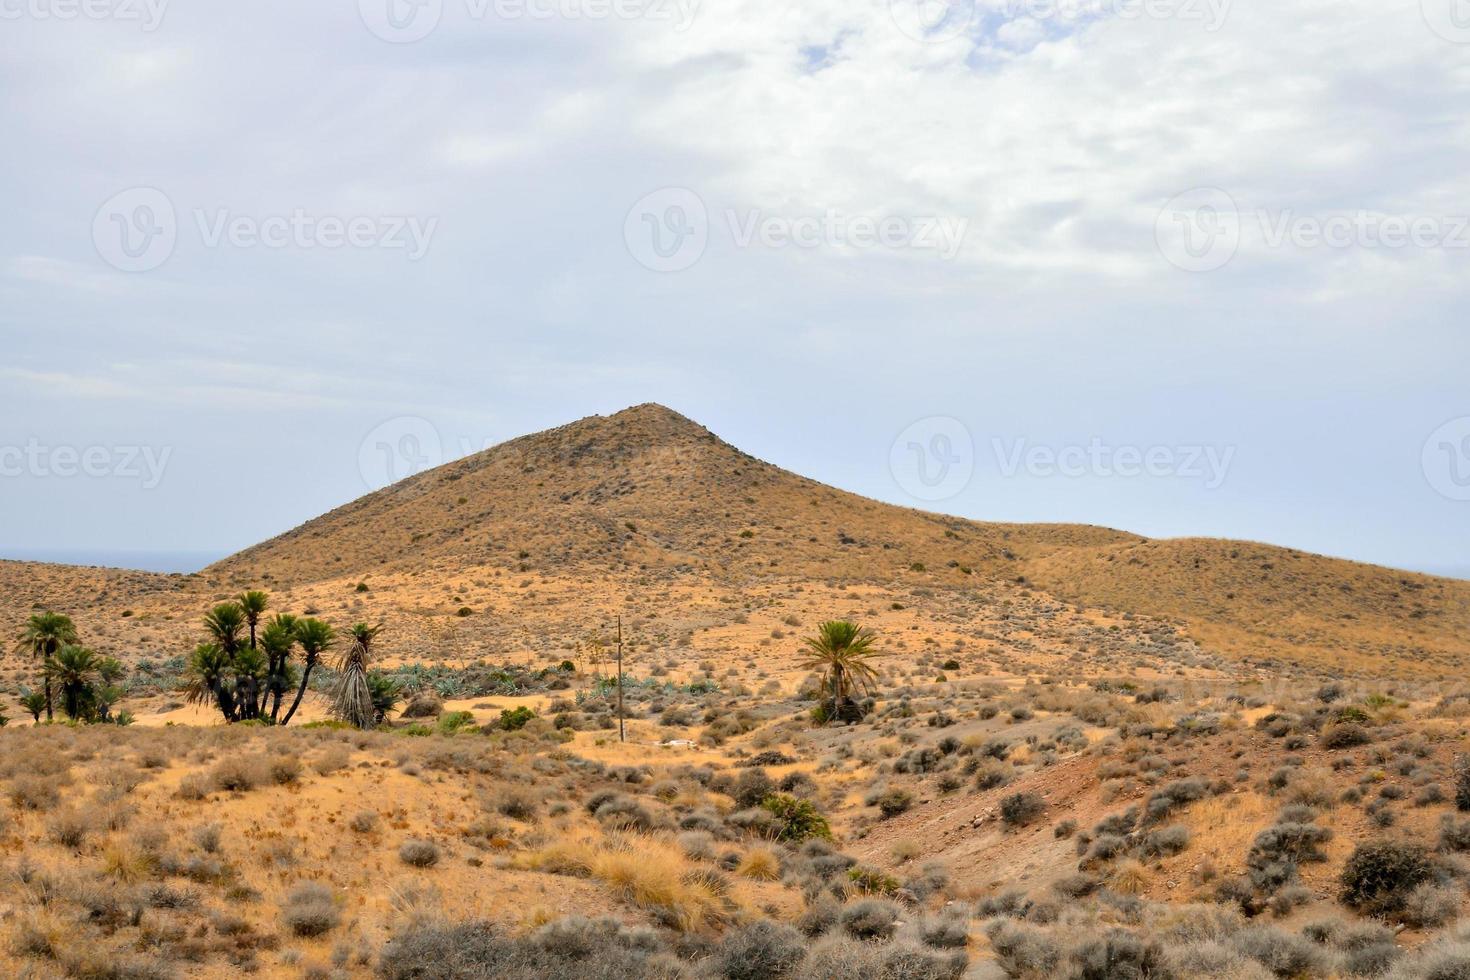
[0,549,227,574]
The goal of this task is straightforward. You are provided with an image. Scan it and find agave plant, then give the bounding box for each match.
[331,623,383,729]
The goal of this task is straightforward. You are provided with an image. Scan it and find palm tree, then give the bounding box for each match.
[260,614,298,722]
[233,647,267,720]
[366,673,403,724]
[331,623,382,729]
[15,612,77,720]
[797,621,883,724]
[281,618,335,726]
[44,645,101,721]
[18,689,46,724]
[183,643,236,721]
[238,590,269,650]
[204,603,246,656]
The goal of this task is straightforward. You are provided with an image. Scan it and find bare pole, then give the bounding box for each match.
[616,614,625,743]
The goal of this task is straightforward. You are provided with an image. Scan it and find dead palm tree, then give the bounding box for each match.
[15,612,77,721]
[331,623,382,729]
[797,620,882,723]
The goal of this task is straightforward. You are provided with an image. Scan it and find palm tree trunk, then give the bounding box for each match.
[43,677,53,721]
[280,657,316,726]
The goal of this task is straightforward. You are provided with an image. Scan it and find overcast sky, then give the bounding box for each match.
[1,0,1467,577]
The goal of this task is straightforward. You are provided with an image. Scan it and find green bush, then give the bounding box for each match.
[1340,839,1434,916]
[438,710,476,735]
[760,794,832,842]
[499,706,536,731]
[873,789,913,819]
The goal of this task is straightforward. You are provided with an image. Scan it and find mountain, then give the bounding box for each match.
[4,404,1467,680]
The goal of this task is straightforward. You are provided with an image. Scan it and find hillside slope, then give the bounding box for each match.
[4,403,1466,679]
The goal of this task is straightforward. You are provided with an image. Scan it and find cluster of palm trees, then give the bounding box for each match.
[13,612,130,724]
[183,590,400,728]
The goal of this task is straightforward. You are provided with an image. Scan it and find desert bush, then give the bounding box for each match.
[1164,941,1272,980]
[379,918,689,980]
[1384,939,1470,980]
[760,794,832,842]
[1069,930,1173,980]
[737,847,781,881]
[986,919,1063,977]
[593,794,660,832]
[1321,724,1371,750]
[1000,792,1046,828]
[840,898,900,939]
[975,761,1011,790]
[1139,826,1191,858]
[313,744,352,775]
[1399,883,1460,929]
[1144,778,1207,824]
[177,773,211,800]
[399,839,441,868]
[282,881,341,937]
[9,775,60,810]
[732,768,775,808]
[192,823,223,853]
[350,810,378,833]
[211,755,266,792]
[1247,821,1333,894]
[46,808,89,849]
[919,910,970,949]
[873,788,914,819]
[269,754,303,785]
[1231,925,1326,977]
[1340,840,1434,917]
[715,919,805,980]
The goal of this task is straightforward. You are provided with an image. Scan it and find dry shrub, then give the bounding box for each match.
[268,755,303,785]
[46,809,90,849]
[737,847,781,881]
[313,745,352,775]
[177,773,212,801]
[282,881,341,937]
[399,839,441,868]
[211,755,268,793]
[9,775,60,811]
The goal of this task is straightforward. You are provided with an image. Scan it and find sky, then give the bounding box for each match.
[0,0,1467,577]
